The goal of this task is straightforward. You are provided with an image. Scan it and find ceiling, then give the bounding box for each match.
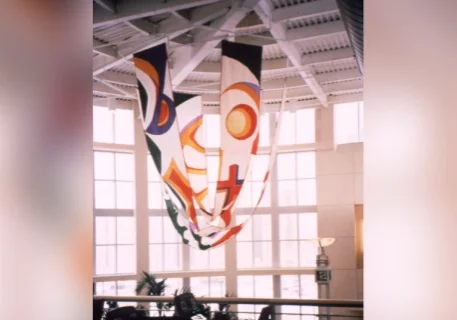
[93,0,363,111]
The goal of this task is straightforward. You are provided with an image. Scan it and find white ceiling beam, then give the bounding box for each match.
[93,38,118,58]
[93,92,363,111]
[97,50,356,87]
[94,0,117,13]
[124,19,156,36]
[93,3,230,76]
[177,68,361,91]
[184,79,362,103]
[271,0,339,23]
[171,0,260,86]
[287,20,346,42]
[93,81,136,98]
[93,0,222,28]
[254,0,329,106]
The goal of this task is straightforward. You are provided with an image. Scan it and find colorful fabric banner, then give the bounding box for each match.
[211,41,263,230]
[133,41,285,249]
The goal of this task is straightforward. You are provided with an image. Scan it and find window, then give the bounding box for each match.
[189,246,225,270]
[334,101,364,144]
[238,275,273,318]
[277,109,315,145]
[236,215,272,268]
[279,213,318,267]
[93,106,134,145]
[148,156,165,209]
[149,216,183,272]
[280,275,317,320]
[237,155,271,208]
[277,152,316,207]
[94,151,135,209]
[96,280,137,307]
[95,217,136,275]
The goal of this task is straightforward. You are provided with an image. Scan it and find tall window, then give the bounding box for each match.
[147,156,165,209]
[238,154,271,208]
[189,246,225,270]
[277,152,316,207]
[236,215,272,268]
[279,213,318,267]
[238,276,273,318]
[93,106,134,145]
[334,101,364,144]
[149,216,183,272]
[95,216,136,275]
[94,151,135,209]
[280,275,318,320]
[278,109,315,145]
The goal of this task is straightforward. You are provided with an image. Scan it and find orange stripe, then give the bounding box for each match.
[181,116,204,153]
[223,83,260,109]
[187,167,207,175]
[133,57,160,88]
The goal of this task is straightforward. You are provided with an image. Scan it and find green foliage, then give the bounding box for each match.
[136,271,168,316]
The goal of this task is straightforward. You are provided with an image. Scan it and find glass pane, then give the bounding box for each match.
[114,108,134,145]
[237,242,253,268]
[117,245,135,274]
[296,109,315,144]
[206,155,219,182]
[94,151,115,180]
[117,280,136,296]
[249,154,270,181]
[334,102,359,144]
[117,217,135,244]
[96,245,116,275]
[96,216,116,245]
[277,153,296,180]
[163,244,182,271]
[93,106,114,143]
[163,218,180,243]
[209,246,225,270]
[253,215,271,241]
[95,181,115,209]
[97,281,116,295]
[115,153,134,181]
[259,113,270,147]
[236,215,252,241]
[278,180,297,206]
[237,276,254,297]
[281,275,300,298]
[148,182,164,209]
[190,247,209,270]
[165,278,183,295]
[254,276,273,298]
[251,182,270,207]
[296,152,316,179]
[253,241,272,268]
[190,277,209,296]
[149,216,163,243]
[280,241,299,267]
[147,156,161,182]
[298,213,318,240]
[116,181,134,209]
[297,179,316,206]
[300,275,317,298]
[359,102,364,141]
[209,277,226,297]
[204,114,220,148]
[299,241,318,267]
[278,111,296,145]
[279,214,298,240]
[149,244,163,272]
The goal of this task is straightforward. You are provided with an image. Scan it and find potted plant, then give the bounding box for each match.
[136,271,168,316]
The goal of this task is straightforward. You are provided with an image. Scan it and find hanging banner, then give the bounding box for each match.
[211,40,263,229]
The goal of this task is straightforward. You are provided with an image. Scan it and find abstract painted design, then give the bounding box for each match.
[133,41,284,250]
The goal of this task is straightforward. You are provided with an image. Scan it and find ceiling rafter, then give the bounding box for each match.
[94,0,117,14]
[93,2,231,76]
[93,0,222,28]
[271,0,340,23]
[254,0,329,106]
[170,0,261,86]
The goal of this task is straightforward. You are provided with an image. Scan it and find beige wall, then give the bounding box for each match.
[316,143,364,319]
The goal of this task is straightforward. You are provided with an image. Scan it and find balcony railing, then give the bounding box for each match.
[95,296,363,319]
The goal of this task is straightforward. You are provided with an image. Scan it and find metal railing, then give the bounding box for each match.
[96,296,363,319]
